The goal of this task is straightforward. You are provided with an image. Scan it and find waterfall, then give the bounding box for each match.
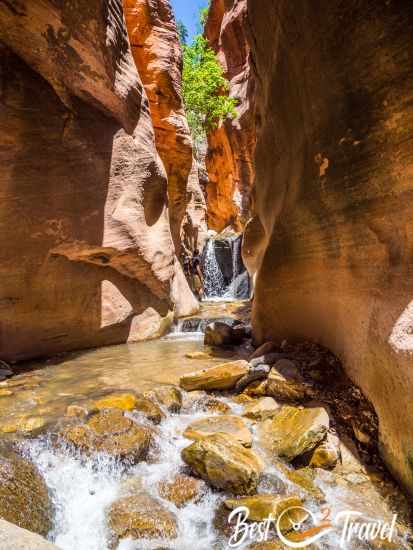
[202,239,226,298]
[202,235,250,300]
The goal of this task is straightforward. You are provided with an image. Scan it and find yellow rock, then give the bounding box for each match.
[133,397,165,424]
[0,389,13,397]
[258,406,329,461]
[1,416,46,434]
[224,494,304,529]
[232,394,255,404]
[310,434,339,470]
[158,473,204,507]
[63,409,152,462]
[266,360,307,401]
[180,360,249,391]
[184,415,252,447]
[108,493,177,544]
[146,385,182,413]
[243,397,280,421]
[93,392,138,412]
[182,433,263,495]
[242,379,268,397]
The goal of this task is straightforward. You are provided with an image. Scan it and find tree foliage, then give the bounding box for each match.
[182,35,237,148]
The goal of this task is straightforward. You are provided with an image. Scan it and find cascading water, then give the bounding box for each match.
[202,239,226,298]
[202,235,250,301]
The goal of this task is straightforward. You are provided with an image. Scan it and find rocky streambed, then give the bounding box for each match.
[0,309,411,549]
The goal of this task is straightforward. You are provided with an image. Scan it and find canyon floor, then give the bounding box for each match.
[0,301,411,549]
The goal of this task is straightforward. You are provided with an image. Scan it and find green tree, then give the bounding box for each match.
[182,35,237,149]
[177,20,188,45]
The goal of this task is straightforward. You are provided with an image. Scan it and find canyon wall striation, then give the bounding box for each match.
[123,0,204,255]
[245,0,413,493]
[0,0,198,361]
[204,0,255,233]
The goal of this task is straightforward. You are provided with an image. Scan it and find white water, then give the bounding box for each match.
[202,239,226,299]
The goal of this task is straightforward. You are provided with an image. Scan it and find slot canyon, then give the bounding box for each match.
[0,0,412,548]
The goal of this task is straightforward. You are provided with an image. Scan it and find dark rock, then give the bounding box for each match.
[235,364,271,393]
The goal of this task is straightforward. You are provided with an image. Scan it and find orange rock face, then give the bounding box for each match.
[123,0,194,254]
[0,0,198,361]
[245,0,413,493]
[204,0,256,232]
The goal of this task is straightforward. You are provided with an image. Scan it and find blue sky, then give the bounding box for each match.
[170,0,208,41]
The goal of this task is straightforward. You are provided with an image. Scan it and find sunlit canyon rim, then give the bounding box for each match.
[0,0,413,549]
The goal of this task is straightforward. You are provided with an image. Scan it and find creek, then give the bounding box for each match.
[0,302,411,549]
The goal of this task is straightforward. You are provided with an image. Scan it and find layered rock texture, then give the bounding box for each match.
[123,0,207,255]
[205,0,256,232]
[244,0,413,493]
[0,0,198,361]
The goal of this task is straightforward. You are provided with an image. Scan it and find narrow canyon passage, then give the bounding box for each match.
[0,0,412,549]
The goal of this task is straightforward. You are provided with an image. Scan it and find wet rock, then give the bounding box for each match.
[133,397,165,424]
[108,493,177,545]
[93,392,139,412]
[0,449,52,536]
[180,361,249,391]
[204,321,245,346]
[235,364,270,393]
[1,416,47,435]
[224,494,303,527]
[250,342,277,360]
[309,434,340,470]
[232,394,255,405]
[182,391,231,414]
[243,397,280,421]
[184,415,252,447]
[146,386,182,413]
[258,406,329,461]
[275,463,325,502]
[203,398,232,414]
[158,473,205,507]
[266,360,308,401]
[0,519,58,549]
[65,404,89,419]
[62,409,152,462]
[182,433,263,495]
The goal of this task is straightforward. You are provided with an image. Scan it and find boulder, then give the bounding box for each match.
[62,409,152,462]
[266,360,308,401]
[133,397,165,425]
[224,494,304,528]
[92,392,138,412]
[180,361,249,391]
[181,433,263,495]
[204,322,244,346]
[0,449,52,536]
[258,406,329,461]
[0,519,58,549]
[181,391,231,414]
[309,434,340,470]
[242,397,280,421]
[145,386,182,413]
[108,493,177,544]
[184,416,252,447]
[250,353,286,369]
[158,473,205,508]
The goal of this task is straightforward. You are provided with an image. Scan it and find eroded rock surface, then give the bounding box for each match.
[243,0,413,493]
[0,0,198,362]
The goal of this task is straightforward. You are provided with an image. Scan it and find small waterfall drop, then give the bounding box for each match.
[202,234,250,301]
[202,239,226,298]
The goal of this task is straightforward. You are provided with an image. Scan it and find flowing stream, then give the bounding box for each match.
[0,303,411,549]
